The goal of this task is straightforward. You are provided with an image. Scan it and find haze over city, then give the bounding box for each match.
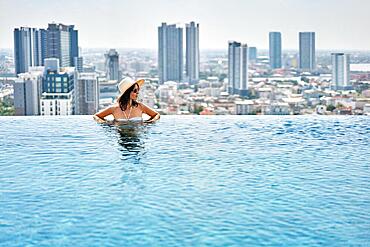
[1,0,370,50]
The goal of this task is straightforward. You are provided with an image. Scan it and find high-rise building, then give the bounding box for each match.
[69,26,79,66]
[75,72,99,115]
[185,22,199,83]
[105,49,120,81]
[228,41,248,96]
[46,23,79,67]
[40,67,75,115]
[44,58,60,74]
[158,23,183,83]
[42,68,74,94]
[332,53,350,90]
[249,47,257,62]
[14,23,78,73]
[269,32,282,69]
[74,57,83,73]
[14,27,47,74]
[299,32,315,71]
[14,71,43,115]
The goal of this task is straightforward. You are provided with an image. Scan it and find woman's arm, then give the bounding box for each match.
[140,103,160,123]
[93,106,114,123]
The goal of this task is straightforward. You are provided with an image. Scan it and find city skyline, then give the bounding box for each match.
[1,0,370,50]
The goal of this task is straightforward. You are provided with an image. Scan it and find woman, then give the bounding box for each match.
[93,77,160,124]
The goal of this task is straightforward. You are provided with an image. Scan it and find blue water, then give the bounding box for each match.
[0,116,369,246]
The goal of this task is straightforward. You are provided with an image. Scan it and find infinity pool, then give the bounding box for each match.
[0,116,369,246]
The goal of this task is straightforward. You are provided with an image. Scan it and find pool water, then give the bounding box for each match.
[0,116,369,246]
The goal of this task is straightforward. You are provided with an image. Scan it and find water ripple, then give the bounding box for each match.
[0,115,369,246]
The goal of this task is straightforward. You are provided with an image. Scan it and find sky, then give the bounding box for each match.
[1,0,370,50]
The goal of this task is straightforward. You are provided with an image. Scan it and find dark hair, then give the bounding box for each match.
[117,83,140,111]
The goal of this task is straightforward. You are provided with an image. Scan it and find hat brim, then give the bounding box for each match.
[135,79,145,87]
[118,79,145,96]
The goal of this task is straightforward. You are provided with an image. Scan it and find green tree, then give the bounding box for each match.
[326,104,336,112]
[193,105,204,115]
[336,103,344,108]
[0,99,15,116]
[301,76,309,83]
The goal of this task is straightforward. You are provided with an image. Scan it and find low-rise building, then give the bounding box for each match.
[235,100,256,115]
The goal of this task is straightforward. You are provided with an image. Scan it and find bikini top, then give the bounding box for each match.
[115,106,143,122]
[115,117,143,122]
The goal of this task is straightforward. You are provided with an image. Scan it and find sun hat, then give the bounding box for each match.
[118,77,145,95]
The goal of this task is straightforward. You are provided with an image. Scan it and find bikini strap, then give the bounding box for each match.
[123,106,132,119]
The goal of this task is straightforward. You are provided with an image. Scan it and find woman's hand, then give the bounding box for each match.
[144,113,160,124]
[140,103,160,123]
[93,106,114,123]
[144,119,155,124]
[93,115,106,123]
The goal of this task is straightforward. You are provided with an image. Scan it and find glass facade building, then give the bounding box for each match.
[43,72,74,94]
[47,23,79,67]
[14,27,47,74]
[185,22,199,84]
[299,32,316,71]
[158,23,183,83]
[269,32,282,69]
[249,47,257,62]
[105,49,120,81]
[332,53,350,90]
[228,41,248,96]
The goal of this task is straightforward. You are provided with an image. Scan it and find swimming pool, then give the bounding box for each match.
[0,115,369,246]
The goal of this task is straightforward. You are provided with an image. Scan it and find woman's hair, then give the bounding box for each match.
[117,83,140,111]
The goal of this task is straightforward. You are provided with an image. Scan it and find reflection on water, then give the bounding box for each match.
[98,121,148,192]
[100,121,147,160]
[116,125,144,154]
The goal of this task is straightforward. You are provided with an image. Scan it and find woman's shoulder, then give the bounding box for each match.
[137,102,145,109]
[137,102,149,108]
[109,103,120,111]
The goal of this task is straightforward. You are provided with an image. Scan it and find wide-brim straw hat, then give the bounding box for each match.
[118,77,145,95]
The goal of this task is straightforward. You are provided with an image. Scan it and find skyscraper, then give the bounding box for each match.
[75,72,99,115]
[269,32,282,69]
[14,27,47,74]
[158,23,183,83]
[299,32,315,71]
[332,53,350,90]
[46,23,79,67]
[249,47,257,62]
[74,57,84,73]
[228,41,248,96]
[14,71,43,115]
[105,49,120,81]
[186,22,199,84]
[69,25,79,66]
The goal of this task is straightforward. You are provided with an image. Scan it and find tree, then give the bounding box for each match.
[336,103,344,108]
[301,76,309,83]
[0,99,15,116]
[193,105,204,115]
[326,104,336,112]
